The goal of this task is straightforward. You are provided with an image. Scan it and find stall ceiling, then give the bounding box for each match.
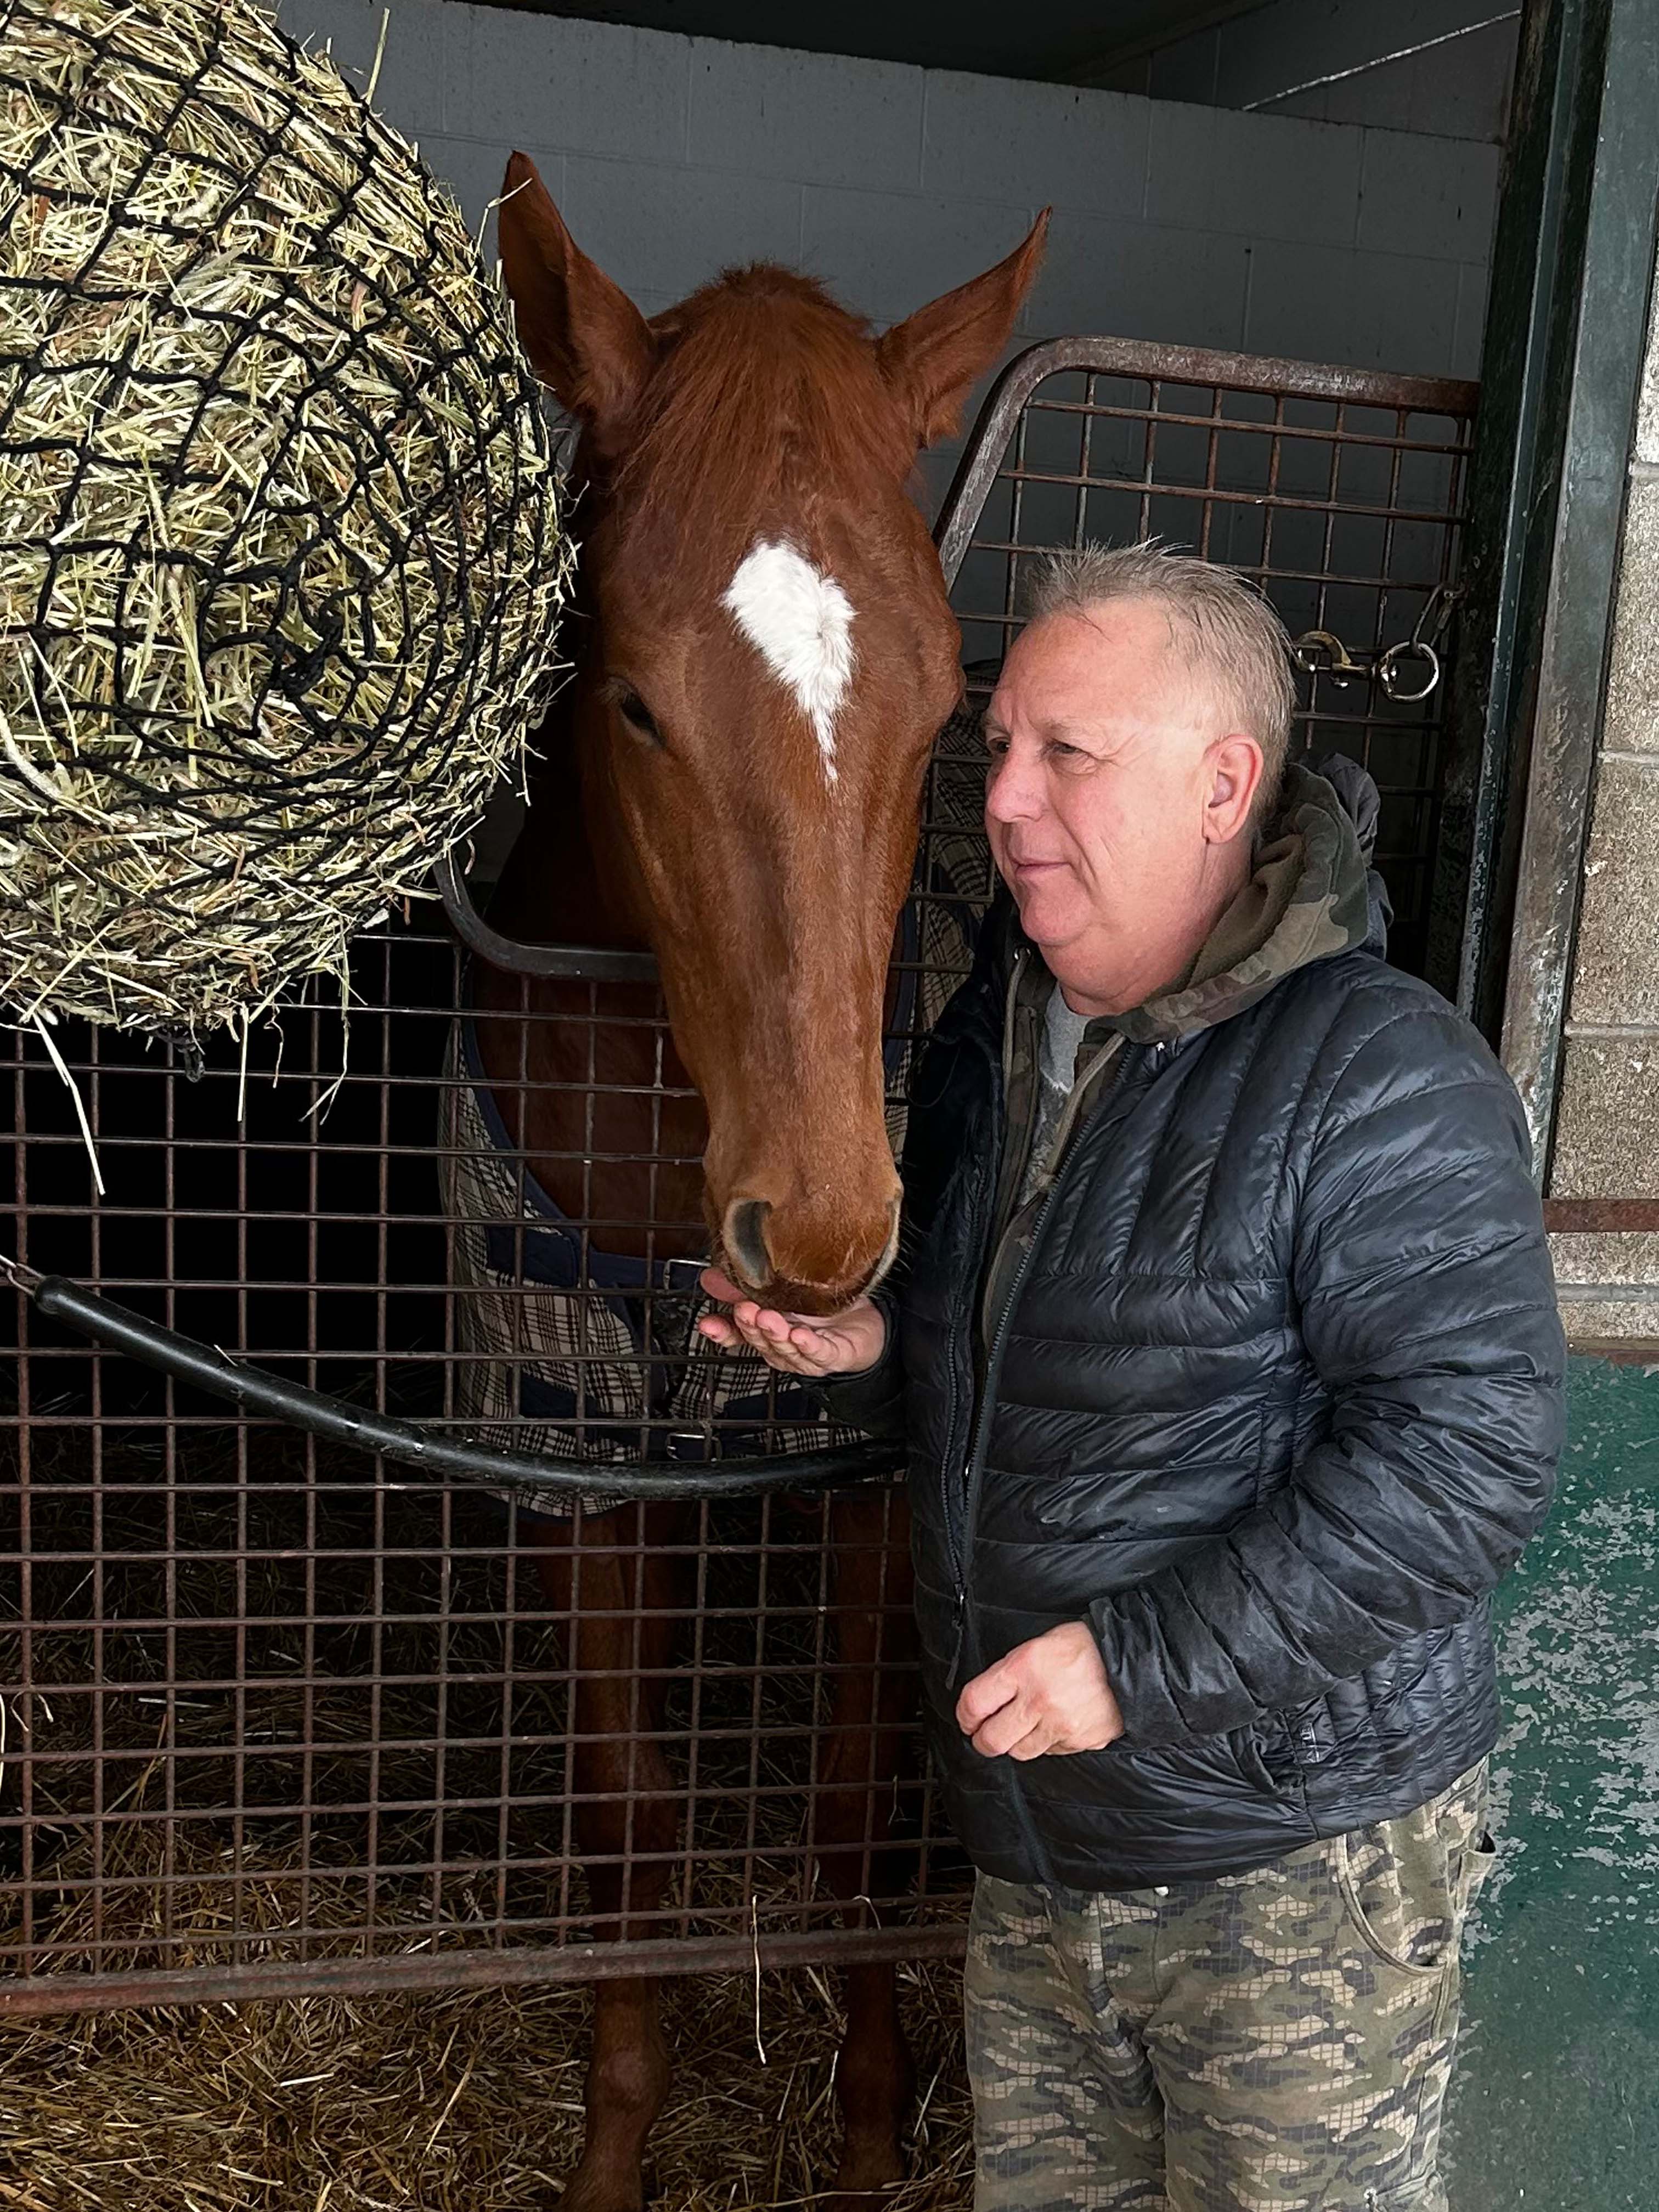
[472,0,1272,85]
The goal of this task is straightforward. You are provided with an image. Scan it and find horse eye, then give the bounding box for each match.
[613,686,664,748]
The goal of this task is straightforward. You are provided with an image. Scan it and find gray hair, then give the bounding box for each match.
[1023,540,1296,820]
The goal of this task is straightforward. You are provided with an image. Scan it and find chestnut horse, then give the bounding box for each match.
[470,154,1043,2210]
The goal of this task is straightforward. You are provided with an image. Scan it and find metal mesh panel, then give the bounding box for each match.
[938,340,1479,977]
[0,338,1479,2016]
[0,931,970,2013]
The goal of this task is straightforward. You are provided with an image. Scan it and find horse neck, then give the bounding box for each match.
[469,574,708,1252]
[487,514,641,953]
[488,715,638,952]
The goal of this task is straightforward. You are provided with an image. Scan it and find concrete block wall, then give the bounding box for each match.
[1098,0,1518,144]
[1548,285,1659,1348]
[275,0,1500,520]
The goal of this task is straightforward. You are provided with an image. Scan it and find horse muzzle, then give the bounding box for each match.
[717,1191,900,1318]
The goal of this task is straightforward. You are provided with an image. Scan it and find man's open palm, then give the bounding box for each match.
[696,1267,887,1378]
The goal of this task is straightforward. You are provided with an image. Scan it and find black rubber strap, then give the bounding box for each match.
[435,853,657,982]
[31,1275,898,1502]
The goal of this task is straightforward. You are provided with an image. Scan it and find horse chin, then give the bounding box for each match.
[746,1276,862,1320]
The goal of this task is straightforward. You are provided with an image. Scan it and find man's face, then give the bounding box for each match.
[983,601,1243,1012]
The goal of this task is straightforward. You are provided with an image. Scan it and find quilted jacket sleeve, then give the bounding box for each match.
[1089,994,1567,1749]
[815,1289,906,1437]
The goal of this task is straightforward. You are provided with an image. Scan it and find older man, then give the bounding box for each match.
[701,543,1565,2211]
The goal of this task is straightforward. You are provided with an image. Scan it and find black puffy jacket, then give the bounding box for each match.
[833,769,1566,1889]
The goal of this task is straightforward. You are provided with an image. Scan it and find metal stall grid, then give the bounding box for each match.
[0,339,1478,2017]
[939,338,1479,980]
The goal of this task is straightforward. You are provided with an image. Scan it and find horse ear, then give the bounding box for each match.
[876,211,1049,450]
[496,151,657,459]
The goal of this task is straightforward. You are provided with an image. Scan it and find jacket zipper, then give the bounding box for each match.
[939,952,1027,1629]
[936,1172,977,1611]
[945,1035,1138,1876]
[956,1036,1131,1594]
[950,1199,1053,1876]
[937,951,1026,1623]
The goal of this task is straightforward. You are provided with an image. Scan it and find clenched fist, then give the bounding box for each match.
[956,1622,1125,1760]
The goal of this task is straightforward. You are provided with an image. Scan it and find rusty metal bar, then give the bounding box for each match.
[1544,1199,1659,1231]
[972,471,1467,527]
[935,335,1478,588]
[0,1923,970,2020]
[1020,393,1471,454]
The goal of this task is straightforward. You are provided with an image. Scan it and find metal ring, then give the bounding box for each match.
[1378,640,1441,702]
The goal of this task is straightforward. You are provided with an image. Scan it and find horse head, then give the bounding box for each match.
[498,155,1044,1314]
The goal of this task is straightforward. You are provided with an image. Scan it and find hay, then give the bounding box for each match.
[0,0,568,1039]
[0,1933,974,2210]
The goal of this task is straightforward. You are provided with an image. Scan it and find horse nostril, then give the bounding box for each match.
[723,1197,774,1290]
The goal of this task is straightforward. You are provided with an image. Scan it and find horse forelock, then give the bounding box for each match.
[611,265,915,546]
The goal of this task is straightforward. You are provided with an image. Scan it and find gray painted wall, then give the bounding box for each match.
[1096,0,1519,144]
[275,0,1500,523]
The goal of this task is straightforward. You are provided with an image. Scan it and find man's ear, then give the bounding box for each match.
[1204,733,1266,844]
[875,211,1049,450]
[496,151,657,464]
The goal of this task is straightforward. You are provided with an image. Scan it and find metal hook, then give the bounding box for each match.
[1410,582,1462,654]
[1293,585,1462,704]
[1377,583,1460,697]
[1290,629,1365,685]
[0,1248,42,1295]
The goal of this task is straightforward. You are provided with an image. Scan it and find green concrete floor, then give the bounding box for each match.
[1447,1356,1659,2211]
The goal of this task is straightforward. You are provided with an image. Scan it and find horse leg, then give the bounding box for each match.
[527,1505,691,2212]
[815,1485,921,2207]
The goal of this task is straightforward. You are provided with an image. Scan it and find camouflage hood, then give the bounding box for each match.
[979,757,1389,1344]
[1105,753,1388,1046]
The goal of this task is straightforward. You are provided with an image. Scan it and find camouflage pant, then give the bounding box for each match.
[966,1760,1494,2211]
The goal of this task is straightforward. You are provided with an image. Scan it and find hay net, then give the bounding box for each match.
[0,0,568,1040]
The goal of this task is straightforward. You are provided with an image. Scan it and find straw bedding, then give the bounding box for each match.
[0,1950,974,2210]
[0,0,567,1039]
[0,1419,974,2207]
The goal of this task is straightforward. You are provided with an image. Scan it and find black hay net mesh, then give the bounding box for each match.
[0,0,562,1037]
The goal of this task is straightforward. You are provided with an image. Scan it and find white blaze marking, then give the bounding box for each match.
[720,539,854,786]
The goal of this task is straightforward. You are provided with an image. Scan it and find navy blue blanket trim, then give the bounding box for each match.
[458,1010,685,1302]
[654,1384,827,1462]
[515,1374,826,1463]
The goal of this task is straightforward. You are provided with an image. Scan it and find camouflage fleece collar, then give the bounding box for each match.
[1008,758,1383,1052]
[1115,759,1378,1044]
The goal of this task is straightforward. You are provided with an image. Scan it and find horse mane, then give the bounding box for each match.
[613,267,915,538]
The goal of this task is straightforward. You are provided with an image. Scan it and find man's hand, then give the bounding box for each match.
[696,1267,887,1379]
[956,1622,1125,1760]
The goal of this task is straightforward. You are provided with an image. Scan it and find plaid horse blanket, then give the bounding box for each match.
[438,708,992,1512]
